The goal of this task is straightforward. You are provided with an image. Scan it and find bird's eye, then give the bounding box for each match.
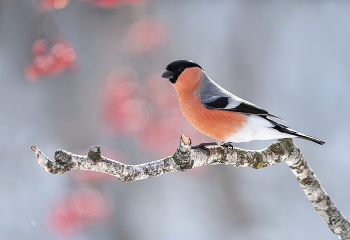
[178,67,184,72]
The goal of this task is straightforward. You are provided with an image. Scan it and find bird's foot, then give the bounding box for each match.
[192,142,217,156]
[221,142,234,150]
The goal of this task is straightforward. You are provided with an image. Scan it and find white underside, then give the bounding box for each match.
[225,115,295,143]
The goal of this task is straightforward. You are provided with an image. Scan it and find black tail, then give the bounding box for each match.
[266,118,325,145]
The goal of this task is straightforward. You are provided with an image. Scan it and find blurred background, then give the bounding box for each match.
[1,0,350,239]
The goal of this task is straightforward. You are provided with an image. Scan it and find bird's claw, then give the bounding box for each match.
[192,144,211,156]
[221,142,234,150]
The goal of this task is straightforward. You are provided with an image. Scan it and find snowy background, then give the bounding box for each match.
[1,0,350,239]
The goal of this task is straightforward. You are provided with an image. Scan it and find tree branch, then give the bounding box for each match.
[31,135,350,239]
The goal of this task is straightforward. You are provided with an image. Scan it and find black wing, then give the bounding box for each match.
[203,97,285,121]
[204,97,230,109]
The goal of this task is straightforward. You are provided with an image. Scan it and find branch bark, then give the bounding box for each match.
[31,135,350,239]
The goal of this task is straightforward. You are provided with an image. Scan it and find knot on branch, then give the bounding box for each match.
[88,145,101,162]
[277,138,300,156]
[268,142,283,155]
[173,135,193,171]
[52,149,75,174]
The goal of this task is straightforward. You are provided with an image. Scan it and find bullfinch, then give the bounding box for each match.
[161,59,325,146]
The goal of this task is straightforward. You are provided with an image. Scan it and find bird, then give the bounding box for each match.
[161,59,325,147]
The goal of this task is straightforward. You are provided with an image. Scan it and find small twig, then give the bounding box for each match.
[31,135,350,239]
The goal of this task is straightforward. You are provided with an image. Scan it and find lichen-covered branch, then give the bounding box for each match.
[31,135,350,239]
[284,143,350,239]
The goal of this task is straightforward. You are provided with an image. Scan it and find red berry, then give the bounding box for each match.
[62,48,76,62]
[40,0,55,11]
[47,187,113,236]
[53,0,70,9]
[118,99,151,132]
[33,55,48,72]
[51,42,66,58]
[25,64,39,81]
[32,39,47,55]
[126,17,166,52]
[47,201,80,236]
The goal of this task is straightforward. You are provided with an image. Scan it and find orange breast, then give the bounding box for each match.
[173,68,247,141]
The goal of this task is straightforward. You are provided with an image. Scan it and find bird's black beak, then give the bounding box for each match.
[161,69,174,80]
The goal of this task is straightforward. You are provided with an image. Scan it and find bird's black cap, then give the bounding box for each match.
[162,60,202,83]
